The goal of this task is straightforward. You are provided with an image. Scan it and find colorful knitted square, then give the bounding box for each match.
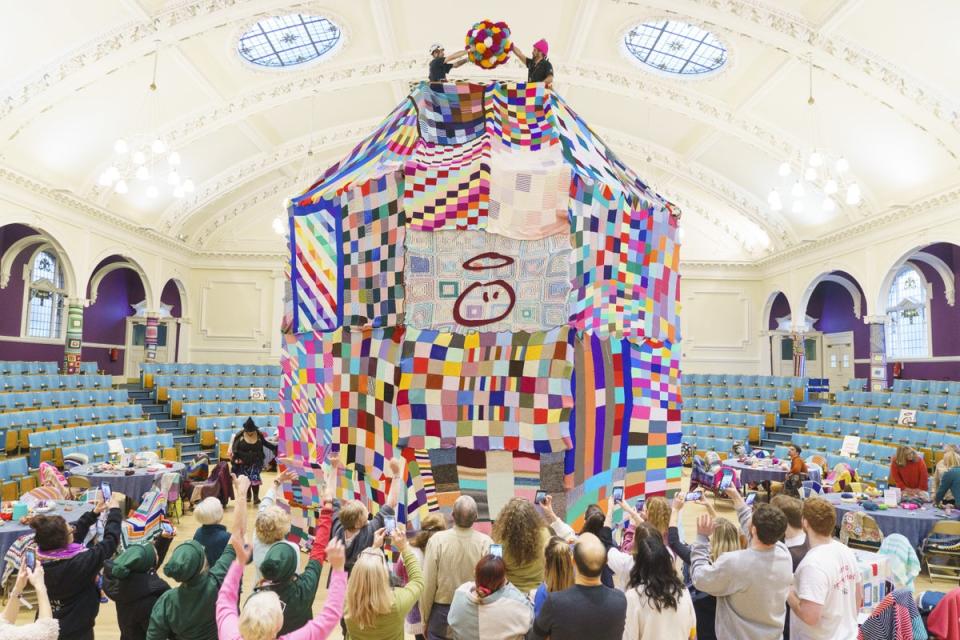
[415,82,487,145]
[403,136,490,231]
[485,82,559,150]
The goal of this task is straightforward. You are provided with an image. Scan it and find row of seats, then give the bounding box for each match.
[0,361,59,375]
[61,434,176,464]
[182,401,279,430]
[792,433,898,465]
[204,425,279,460]
[27,420,159,467]
[681,409,766,430]
[684,374,807,388]
[682,384,796,399]
[142,363,281,377]
[893,379,960,395]
[0,374,112,392]
[167,387,280,403]
[806,418,960,451]
[834,390,960,411]
[683,424,760,444]
[153,375,278,398]
[0,389,129,412]
[818,406,960,428]
[683,398,781,422]
[0,457,29,481]
[0,404,144,432]
[195,415,280,433]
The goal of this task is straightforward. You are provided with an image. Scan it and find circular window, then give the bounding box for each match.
[624,20,727,77]
[238,14,342,68]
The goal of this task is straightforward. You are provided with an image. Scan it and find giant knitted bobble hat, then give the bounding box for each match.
[111,543,157,579]
[260,541,299,582]
[164,540,206,583]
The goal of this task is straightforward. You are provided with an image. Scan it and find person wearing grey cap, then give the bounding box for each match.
[429,43,468,81]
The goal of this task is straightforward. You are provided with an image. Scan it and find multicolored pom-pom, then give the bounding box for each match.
[465,19,512,70]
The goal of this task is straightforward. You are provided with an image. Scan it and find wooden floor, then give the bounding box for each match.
[9,470,951,638]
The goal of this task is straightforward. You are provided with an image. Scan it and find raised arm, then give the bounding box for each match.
[385,457,404,511]
[392,527,424,615]
[215,534,249,640]
[287,540,347,640]
[2,560,29,623]
[542,495,575,540]
[445,49,468,62]
[511,44,528,64]
[690,515,744,597]
[232,474,251,537]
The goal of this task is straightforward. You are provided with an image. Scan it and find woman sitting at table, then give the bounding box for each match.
[889,446,930,497]
[228,418,278,504]
[934,450,960,507]
[30,491,124,640]
[933,445,960,502]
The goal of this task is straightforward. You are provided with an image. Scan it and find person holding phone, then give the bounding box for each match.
[539,494,616,588]
[447,555,534,640]
[396,513,447,640]
[491,498,552,594]
[103,529,175,640]
[1,559,58,640]
[29,491,123,640]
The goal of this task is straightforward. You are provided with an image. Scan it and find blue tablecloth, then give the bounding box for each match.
[724,461,789,485]
[0,501,93,559]
[68,463,185,502]
[824,492,960,548]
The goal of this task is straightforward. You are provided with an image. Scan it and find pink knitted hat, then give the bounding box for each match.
[533,39,549,56]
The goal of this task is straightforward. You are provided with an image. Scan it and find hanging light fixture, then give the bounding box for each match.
[97,40,193,201]
[768,59,861,214]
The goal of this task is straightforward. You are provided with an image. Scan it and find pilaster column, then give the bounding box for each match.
[864,315,888,391]
[63,298,85,374]
[144,313,160,362]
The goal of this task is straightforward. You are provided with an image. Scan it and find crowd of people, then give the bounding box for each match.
[1,448,875,640]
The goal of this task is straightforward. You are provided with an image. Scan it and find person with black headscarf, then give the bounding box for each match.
[228,417,278,504]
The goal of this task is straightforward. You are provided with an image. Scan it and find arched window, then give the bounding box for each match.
[23,248,65,339]
[885,265,929,358]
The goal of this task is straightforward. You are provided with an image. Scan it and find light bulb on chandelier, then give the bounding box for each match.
[113,139,129,155]
[791,181,805,198]
[114,179,129,194]
[167,170,181,186]
[821,197,836,213]
[767,189,783,211]
[823,179,838,195]
[835,157,849,174]
[173,186,185,199]
[151,138,167,154]
[808,150,823,167]
[182,179,195,193]
[272,215,287,236]
[168,151,181,166]
[804,166,817,182]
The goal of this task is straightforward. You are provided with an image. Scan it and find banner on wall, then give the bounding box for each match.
[63,302,84,374]
[144,315,159,362]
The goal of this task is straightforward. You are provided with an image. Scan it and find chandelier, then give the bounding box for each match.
[97,44,194,199]
[767,61,860,215]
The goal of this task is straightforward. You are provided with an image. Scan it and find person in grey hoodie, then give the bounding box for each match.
[690,503,793,640]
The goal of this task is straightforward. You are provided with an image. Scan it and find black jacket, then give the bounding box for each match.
[43,507,123,639]
[103,536,173,640]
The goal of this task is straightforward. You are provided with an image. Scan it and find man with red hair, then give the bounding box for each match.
[510,38,554,88]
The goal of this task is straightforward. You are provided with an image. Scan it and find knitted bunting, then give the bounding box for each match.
[403,229,572,332]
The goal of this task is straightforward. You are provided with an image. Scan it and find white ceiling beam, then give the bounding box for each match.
[367,0,407,104]
[566,0,600,60]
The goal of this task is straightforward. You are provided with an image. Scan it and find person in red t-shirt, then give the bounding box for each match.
[889,446,930,496]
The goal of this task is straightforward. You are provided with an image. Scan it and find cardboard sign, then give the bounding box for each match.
[108,438,125,457]
[249,387,265,401]
[883,488,901,507]
[898,409,917,426]
[841,435,861,456]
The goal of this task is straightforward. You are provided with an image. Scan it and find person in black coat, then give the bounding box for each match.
[228,418,278,504]
[30,492,123,640]
[103,531,174,640]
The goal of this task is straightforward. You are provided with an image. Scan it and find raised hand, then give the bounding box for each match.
[26,562,45,590]
[230,532,251,565]
[386,457,404,478]
[326,538,346,571]
[696,513,716,538]
[372,527,386,550]
[14,559,29,591]
[392,524,408,552]
[234,474,251,496]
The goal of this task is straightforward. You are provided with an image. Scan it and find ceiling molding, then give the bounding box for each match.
[194,172,305,248]
[909,251,956,307]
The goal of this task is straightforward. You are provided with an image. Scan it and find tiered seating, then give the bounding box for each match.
[61,433,176,464]
[141,363,282,388]
[682,374,807,420]
[0,388,128,411]
[1,374,111,392]
[0,457,33,499]
[154,374,279,401]
[182,401,279,431]
[27,421,160,467]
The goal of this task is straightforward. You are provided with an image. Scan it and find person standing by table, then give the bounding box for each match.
[889,446,929,497]
[228,418,278,504]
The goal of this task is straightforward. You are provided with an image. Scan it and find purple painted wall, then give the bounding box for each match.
[768,292,791,330]
[82,267,145,375]
[160,280,183,362]
[806,278,870,361]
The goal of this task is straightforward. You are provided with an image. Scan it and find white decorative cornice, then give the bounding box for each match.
[193,173,306,248]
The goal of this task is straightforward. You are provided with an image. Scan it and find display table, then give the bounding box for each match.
[723,460,789,485]
[69,462,185,503]
[823,492,960,548]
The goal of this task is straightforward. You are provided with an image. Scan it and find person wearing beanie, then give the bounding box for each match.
[255,465,337,635]
[428,43,468,81]
[228,417,278,504]
[30,491,123,640]
[103,531,174,640]
[510,38,554,88]
[148,473,248,639]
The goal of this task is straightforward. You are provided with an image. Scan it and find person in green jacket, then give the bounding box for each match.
[492,498,551,594]
[255,463,337,635]
[344,524,424,640]
[146,474,249,640]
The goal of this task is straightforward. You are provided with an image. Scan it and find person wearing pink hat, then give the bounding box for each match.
[510,38,554,88]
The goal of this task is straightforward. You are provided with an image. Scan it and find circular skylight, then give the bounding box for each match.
[624,20,727,77]
[238,14,342,68]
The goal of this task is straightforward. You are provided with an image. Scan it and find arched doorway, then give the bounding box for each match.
[802,271,868,392]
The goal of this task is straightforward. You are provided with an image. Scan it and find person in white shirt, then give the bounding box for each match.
[787,496,862,640]
[622,524,696,640]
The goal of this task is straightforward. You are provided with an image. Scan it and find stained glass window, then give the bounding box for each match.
[885,265,929,358]
[624,20,727,76]
[25,250,65,339]
[238,14,342,68]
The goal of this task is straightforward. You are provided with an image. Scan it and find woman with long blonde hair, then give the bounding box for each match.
[345,524,423,640]
[531,536,575,615]
[396,513,446,639]
[491,498,551,594]
[933,446,960,500]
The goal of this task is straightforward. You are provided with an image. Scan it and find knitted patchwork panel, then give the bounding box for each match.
[397,327,575,453]
[485,82,559,150]
[415,82,487,145]
[340,172,406,328]
[404,136,491,231]
[403,228,571,333]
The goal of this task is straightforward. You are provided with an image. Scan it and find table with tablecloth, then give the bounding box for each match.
[823,492,960,548]
[723,460,789,485]
[0,501,93,559]
[68,462,186,503]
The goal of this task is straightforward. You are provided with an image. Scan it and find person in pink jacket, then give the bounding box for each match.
[216,532,347,640]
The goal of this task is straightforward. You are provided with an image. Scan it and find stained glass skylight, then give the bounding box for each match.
[238,14,342,68]
[624,20,727,77]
